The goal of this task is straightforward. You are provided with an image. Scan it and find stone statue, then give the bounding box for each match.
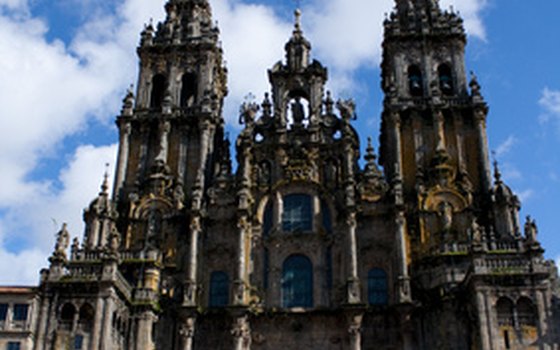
[291,97,305,125]
[54,223,70,257]
[524,215,538,243]
[438,202,454,232]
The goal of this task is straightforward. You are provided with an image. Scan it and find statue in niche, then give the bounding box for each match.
[146,210,162,241]
[291,97,305,125]
[438,201,454,232]
[258,162,271,186]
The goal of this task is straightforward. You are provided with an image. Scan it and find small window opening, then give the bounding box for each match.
[282,255,313,308]
[438,64,454,95]
[13,304,28,321]
[150,74,167,108]
[368,268,389,305]
[503,330,511,349]
[408,65,424,97]
[181,73,197,107]
[209,271,229,307]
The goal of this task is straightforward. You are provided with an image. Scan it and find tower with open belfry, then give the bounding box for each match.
[1,0,558,349]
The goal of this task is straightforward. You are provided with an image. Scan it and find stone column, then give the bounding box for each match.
[185,216,201,306]
[179,318,195,350]
[474,108,492,192]
[155,121,171,163]
[100,296,115,350]
[453,113,467,171]
[136,311,156,350]
[434,109,447,151]
[536,290,550,349]
[411,114,424,169]
[177,126,188,182]
[113,122,131,199]
[232,316,251,350]
[396,212,411,303]
[89,297,104,350]
[389,111,403,179]
[234,215,249,305]
[346,212,361,304]
[476,291,491,350]
[33,296,50,350]
[348,314,363,350]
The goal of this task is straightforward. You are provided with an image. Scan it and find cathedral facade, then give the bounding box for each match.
[1,0,559,349]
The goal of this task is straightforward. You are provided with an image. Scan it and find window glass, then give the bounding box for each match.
[282,255,313,308]
[74,335,84,350]
[368,269,388,305]
[13,304,28,321]
[7,342,20,350]
[209,271,229,307]
[0,304,7,321]
[282,194,312,232]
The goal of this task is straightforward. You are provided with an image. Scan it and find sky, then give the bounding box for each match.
[0,0,559,285]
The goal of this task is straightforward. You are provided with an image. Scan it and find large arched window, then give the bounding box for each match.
[282,194,312,232]
[368,268,389,305]
[282,255,313,308]
[150,74,167,108]
[408,65,423,97]
[438,64,454,95]
[181,73,197,107]
[209,271,229,307]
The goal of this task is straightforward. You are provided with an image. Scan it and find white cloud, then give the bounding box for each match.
[539,88,560,124]
[494,135,517,158]
[516,189,535,202]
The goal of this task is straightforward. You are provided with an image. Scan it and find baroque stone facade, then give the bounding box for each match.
[2,0,559,349]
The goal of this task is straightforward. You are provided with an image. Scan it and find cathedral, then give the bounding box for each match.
[0,0,559,349]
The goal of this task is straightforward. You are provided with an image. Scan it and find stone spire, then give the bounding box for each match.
[285,9,311,71]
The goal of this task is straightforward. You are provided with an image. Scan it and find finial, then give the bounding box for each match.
[491,151,502,183]
[294,8,302,31]
[325,91,334,115]
[101,163,110,194]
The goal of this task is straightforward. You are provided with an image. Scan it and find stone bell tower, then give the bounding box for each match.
[380,0,491,276]
[379,1,558,349]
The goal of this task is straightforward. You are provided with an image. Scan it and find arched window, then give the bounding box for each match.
[78,304,94,332]
[368,268,388,305]
[438,64,454,95]
[282,255,313,308]
[209,271,229,307]
[181,73,197,107]
[282,194,312,232]
[517,297,537,327]
[60,303,76,330]
[408,65,423,97]
[496,297,515,327]
[150,74,167,108]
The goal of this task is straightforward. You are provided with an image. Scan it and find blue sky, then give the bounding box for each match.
[0,0,559,285]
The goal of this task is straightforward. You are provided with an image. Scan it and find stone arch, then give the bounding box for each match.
[438,63,454,95]
[496,297,515,327]
[408,65,423,97]
[181,72,197,107]
[78,303,94,332]
[517,297,537,327]
[59,303,76,330]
